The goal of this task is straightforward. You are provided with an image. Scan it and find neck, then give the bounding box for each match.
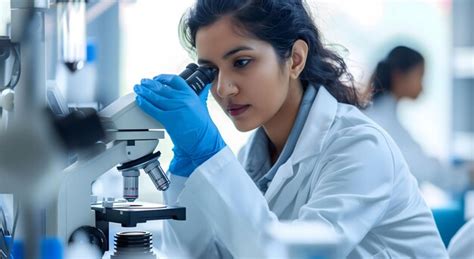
[263,80,304,163]
[390,83,404,101]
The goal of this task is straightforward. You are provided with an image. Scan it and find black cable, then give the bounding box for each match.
[5,44,20,89]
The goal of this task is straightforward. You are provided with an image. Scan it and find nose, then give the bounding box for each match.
[215,71,238,98]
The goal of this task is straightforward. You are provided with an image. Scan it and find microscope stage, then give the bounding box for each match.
[92,201,186,227]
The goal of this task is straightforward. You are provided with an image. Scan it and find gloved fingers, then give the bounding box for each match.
[140,78,159,89]
[139,79,176,99]
[134,85,168,107]
[135,86,189,112]
[154,74,191,92]
[135,95,166,122]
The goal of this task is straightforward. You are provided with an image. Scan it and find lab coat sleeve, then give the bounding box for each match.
[161,172,222,258]
[298,125,394,256]
[177,125,394,258]
[448,218,474,259]
[179,147,278,258]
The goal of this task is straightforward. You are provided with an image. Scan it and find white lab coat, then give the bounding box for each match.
[161,87,447,258]
[448,218,474,259]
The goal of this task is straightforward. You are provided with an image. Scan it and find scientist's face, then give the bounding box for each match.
[195,17,293,132]
[398,63,425,99]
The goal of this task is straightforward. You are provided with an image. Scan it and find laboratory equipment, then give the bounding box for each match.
[2,0,213,255]
[179,63,198,79]
[57,0,87,72]
[0,28,19,130]
[110,231,155,259]
[47,90,184,255]
[184,65,216,94]
[0,38,20,90]
[48,63,216,255]
[118,151,169,202]
[117,63,215,201]
[0,0,66,257]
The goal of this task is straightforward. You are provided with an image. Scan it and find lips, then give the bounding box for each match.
[227,104,250,117]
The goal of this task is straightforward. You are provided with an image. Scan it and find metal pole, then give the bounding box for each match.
[9,1,50,258]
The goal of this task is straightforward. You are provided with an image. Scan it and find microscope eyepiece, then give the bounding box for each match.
[180,63,217,94]
[179,63,199,79]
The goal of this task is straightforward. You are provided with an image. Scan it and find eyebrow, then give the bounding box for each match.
[197,46,254,65]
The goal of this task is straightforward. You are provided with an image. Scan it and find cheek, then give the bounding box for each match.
[409,76,423,92]
[210,58,290,131]
[242,71,288,119]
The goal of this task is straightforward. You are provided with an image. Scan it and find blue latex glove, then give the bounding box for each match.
[134,75,226,177]
[168,146,194,177]
[167,84,212,177]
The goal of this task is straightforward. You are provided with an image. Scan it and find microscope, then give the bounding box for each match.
[1,0,216,255]
[47,63,216,257]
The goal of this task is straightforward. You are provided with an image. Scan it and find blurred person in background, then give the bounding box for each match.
[364,46,469,191]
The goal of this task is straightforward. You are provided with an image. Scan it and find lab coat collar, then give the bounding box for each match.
[264,86,338,203]
[291,86,338,164]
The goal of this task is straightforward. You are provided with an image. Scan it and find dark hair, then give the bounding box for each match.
[370,46,424,100]
[179,0,363,108]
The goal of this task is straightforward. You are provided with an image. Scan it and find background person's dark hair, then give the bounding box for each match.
[370,46,425,101]
[179,0,363,108]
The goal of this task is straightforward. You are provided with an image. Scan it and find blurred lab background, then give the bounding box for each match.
[1,0,472,252]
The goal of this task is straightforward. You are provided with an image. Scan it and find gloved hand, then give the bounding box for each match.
[168,146,194,177]
[167,83,212,177]
[134,75,226,177]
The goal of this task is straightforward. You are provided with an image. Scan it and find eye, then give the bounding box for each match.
[234,58,252,68]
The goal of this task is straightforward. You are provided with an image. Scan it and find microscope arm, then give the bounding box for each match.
[50,93,166,242]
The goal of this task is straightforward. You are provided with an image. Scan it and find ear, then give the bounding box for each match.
[289,39,309,79]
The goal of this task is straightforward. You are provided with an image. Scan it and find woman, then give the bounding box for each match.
[364,46,459,189]
[134,1,447,258]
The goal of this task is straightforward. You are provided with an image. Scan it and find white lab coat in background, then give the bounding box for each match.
[161,87,447,258]
[364,94,467,190]
[448,218,474,259]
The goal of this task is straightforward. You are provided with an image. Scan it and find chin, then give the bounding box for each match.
[233,120,259,132]
[412,92,422,99]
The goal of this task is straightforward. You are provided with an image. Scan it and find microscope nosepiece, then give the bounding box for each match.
[117,151,169,202]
